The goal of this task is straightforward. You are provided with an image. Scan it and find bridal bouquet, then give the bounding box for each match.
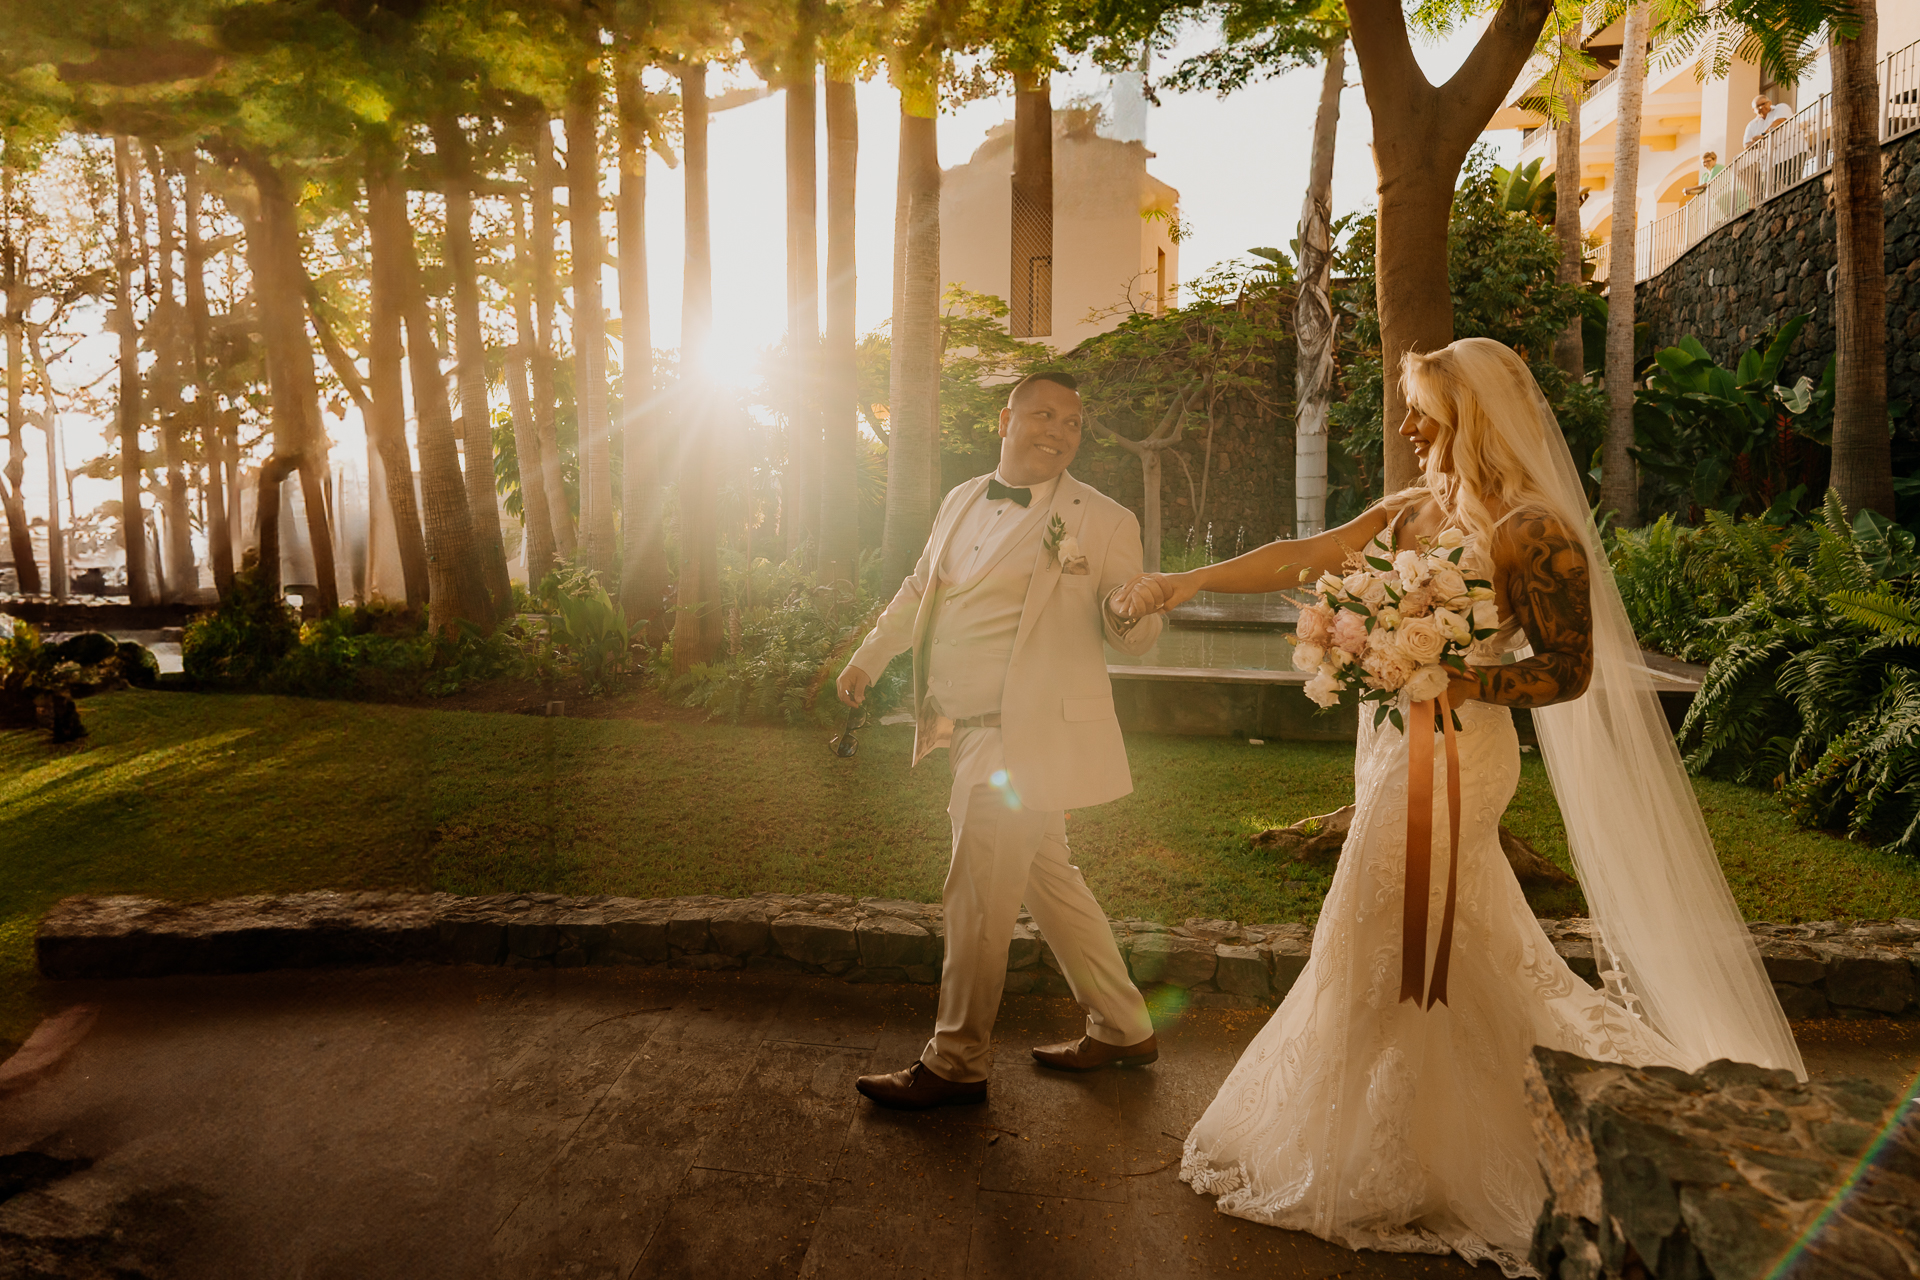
[1291,528,1501,728]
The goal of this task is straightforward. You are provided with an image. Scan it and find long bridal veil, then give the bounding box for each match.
[1444,339,1805,1080]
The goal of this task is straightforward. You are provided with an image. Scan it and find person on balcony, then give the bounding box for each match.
[1742,95,1785,149]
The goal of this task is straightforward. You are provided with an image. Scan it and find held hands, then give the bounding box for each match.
[1111,572,1201,619]
[836,664,872,708]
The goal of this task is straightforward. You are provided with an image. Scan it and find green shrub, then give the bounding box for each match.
[267,607,435,698]
[1631,316,1833,524]
[674,550,908,726]
[182,564,301,686]
[1677,494,1920,857]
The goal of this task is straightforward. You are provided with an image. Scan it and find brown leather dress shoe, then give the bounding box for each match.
[1031,1033,1159,1072]
[855,1061,987,1110]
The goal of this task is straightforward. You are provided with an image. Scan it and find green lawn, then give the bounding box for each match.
[3,689,1918,1054]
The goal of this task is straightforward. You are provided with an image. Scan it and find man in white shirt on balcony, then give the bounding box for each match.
[1743,95,1785,149]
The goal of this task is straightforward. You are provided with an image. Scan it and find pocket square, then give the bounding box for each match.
[1057,534,1089,575]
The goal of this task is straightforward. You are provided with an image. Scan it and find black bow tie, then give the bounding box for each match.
[986,478,1032,507]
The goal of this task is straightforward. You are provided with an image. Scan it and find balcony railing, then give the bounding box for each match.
[1597,37,1919,286]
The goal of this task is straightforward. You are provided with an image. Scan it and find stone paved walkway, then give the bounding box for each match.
[0,966,1914,1280]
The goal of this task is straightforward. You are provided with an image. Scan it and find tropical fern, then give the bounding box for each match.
[1828,590,1920,644]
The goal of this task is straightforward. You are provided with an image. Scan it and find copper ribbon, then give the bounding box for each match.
[1400,699,1463,1009]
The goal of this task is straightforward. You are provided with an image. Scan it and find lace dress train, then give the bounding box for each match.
[1179,698,1688,1277]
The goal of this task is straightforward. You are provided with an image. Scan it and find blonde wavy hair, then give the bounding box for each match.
[1382,337,1568,545]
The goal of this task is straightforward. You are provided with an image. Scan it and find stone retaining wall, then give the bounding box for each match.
[34,893,1920,1020]
[1633,127,1920,433]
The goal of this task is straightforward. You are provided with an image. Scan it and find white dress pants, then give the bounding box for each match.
[920,727,1154,1083]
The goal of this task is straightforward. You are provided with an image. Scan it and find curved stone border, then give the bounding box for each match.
[32,894,1920,1018]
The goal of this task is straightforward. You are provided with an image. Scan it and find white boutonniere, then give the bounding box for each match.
[1045,514,1089,575]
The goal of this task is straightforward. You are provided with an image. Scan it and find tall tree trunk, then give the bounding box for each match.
[113,136,153,605]
[1294,42,1345,540]
[786,15,822,566]
[819,76,860,592]
[567,74,617,578]
[529,113,576,561]
[880,107,941,595]
[1552,25,1586,380]
[673,61,723,672]
[147,147,198,600]
[364,147,431,612]
[434,115,513,613]
[373,156,491,634]
[0,181,36,596]
[1600,0,1647,527]
[1347,0,1553,494]
[1009,71,1053,339]
[27,330,65,601]
[183,155,234,595]
[615,66,667,642]
[1830,1,1893,519]
[508,190,557,590]
[239,154,340,612]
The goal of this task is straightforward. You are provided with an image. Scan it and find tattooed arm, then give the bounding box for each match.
[1453,508,1595,709]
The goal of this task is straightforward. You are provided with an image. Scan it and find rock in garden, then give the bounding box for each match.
[1526,1046,1915,1280]
[1498,827,1577,891]
[1006,922,1042,970]
[707,901,773,957]
[1250,806,1352,870]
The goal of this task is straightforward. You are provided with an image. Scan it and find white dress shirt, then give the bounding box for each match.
[937,471,1059,589]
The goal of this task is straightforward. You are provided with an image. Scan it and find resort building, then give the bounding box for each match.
[1487,8,1920,284]
[939,101,1182,352]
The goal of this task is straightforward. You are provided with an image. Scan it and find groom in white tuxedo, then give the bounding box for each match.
[836,371,1164,1109]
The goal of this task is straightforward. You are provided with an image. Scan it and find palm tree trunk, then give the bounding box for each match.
[1552,25,1586,380]
[242,155,340,613]
[183,155,234,595]
[1,232,35,596]
[1294,42,1345,540]
[507,190,557,589]
[368,150,490,633]
[1600,0,1647,527]
[1829,0,1893,518]
[818,75,860,592]
[364,147,431,612]
[27,330,66,601]
[528,114,576,560]
[434,115,513,614]
[786,14,822,565]
[147,146,198,600]
[113,136,153,605]
[880,107,940,595]
[567,74,617,579]
[673,60,723,671]
[615,66,668,642]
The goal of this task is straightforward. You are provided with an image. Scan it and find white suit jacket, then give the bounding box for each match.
[847,471,1163,812]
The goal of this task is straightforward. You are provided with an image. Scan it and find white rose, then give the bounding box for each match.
[1471,598,1501,632]
[1436,527,1465,549]
[1360,577,1390,608]
[1434,607,1471,645]
[1392,549,1423,584]
[1429,565,1468,603]
[1374,604,1401,629]
[1342,570,1371,597]
[1292,641,1326,673]
[1395,615,1449,665]
[1403,663,1452,703]
[1304,670,1343,709]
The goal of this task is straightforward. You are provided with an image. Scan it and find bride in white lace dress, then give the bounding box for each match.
[1116,339,1804,1276]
